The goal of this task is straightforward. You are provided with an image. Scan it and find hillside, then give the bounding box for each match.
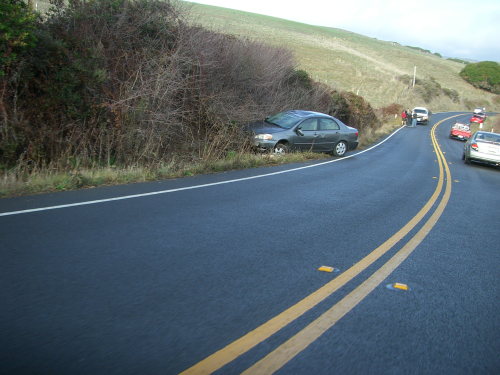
[185,2,498,111]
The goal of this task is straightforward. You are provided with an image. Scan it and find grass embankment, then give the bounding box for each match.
[0,152,322,197]
[469,116,500,135]
[186,2,499,112]
[2,1,496,198]
[0,119,401,198]
[1,0,388,198]
[35,0,499,112]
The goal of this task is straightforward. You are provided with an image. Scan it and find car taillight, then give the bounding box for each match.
[355,132,358,138]
[471,143,479,151]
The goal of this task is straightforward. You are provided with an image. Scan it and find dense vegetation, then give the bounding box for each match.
[460,61,500,94]
[397,75,460,104]
[0,0,38,77]
[447,58,469,64]
[405,46,432,54]
[0,0,379,174]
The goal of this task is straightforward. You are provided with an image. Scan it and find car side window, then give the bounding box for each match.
[299,118,317,131]
[320,118,340,130]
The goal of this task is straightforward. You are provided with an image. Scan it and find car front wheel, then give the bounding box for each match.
[333,141,347,157]
[274,142,289,155]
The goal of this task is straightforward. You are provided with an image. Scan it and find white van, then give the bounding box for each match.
[412,107,431,125]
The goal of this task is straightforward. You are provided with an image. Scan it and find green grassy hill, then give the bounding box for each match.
[185,2,498,111]
[34,0,498,111]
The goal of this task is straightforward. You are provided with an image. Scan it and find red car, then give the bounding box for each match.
[449,122,471,141]
[471,113,486,124]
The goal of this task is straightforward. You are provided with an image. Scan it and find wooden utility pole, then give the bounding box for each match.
[413,66,416,88]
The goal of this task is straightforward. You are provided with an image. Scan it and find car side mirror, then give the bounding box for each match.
[296,127,304,136]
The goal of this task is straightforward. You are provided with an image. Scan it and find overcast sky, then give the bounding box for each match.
[187,0,500,62]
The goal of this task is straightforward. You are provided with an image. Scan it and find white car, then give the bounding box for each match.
[412,107,431,125]
[474,107,486,114]
[463,131,500,166]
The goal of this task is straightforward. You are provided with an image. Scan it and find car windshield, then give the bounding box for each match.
[475,133,500,144]
[266,112,302,129]
[414,109,427,114]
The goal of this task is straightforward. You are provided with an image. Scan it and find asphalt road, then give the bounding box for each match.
[1,112,499,374]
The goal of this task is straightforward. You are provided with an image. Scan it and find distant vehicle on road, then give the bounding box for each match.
[471,113,486,124]
[474,107,486,114]
[412,107,431,124]
[449,122,471,141]
[247,110,359,156]
[463,131,500,166]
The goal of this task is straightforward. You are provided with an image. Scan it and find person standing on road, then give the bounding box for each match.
[412,110,418,127]
[401,110,407,126]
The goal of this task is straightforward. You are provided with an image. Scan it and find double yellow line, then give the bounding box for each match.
[181,116,458,375]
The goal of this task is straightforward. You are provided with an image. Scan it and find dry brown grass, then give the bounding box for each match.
[0,150,332,198]
[185,2,499,111]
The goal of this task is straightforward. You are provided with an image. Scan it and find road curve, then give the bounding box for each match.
[1,112,499,374]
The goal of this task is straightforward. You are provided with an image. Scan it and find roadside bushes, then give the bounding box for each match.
[460,61,500,94]
[1,0,380,172]
[378,103,403,117]
[397,74,461,104]
[442,88,460,103]
[462,98,490,111]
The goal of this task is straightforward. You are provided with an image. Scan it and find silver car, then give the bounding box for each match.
[247,110,359,156]
[462,131,500,167]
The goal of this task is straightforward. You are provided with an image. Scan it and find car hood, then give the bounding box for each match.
[244,120,287,134]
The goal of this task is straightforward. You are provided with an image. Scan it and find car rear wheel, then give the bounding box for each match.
[274,142,289,155]
[333,141,347,157]
[464,154,472,164]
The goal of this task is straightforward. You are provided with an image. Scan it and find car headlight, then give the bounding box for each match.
[254,133,272,140]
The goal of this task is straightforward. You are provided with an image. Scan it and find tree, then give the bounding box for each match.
[460,61,500,94]
[0,0,38,77]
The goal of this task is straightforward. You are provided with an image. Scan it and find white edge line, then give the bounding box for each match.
[0,127,405,217]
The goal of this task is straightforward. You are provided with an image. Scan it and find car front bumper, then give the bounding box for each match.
[253,139,276,151]
[451,132,470,140]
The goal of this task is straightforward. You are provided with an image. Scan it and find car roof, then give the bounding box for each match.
[476,131,500,136]
[285,110,332,119]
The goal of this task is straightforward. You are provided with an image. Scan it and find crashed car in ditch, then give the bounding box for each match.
[411,107,432,125]
[247,110,359,156]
